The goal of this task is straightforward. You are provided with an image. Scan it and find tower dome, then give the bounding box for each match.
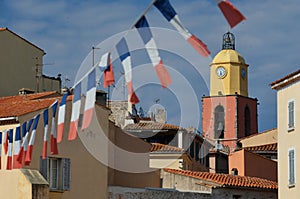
[211,49,246,65]
[211,32,246,66]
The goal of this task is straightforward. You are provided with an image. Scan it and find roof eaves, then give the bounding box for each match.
[271,69,300,90]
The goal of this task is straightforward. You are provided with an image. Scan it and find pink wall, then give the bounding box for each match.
[236,96,258,138]
[229,149,277,181]
[202,95,258,151]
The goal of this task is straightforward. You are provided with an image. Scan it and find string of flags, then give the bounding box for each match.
[0,0,246,170]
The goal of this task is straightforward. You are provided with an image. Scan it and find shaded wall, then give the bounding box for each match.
[108,121,161,188]
[229,149,277,181]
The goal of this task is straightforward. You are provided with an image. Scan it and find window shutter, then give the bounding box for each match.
[62,158,71,190]
[40,157,49,181]
[195,142,200,161]
[189,141,194,158]
[288,101,294,128]
[289,150,295,185]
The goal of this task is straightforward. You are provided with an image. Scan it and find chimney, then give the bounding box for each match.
[155,108,166,123]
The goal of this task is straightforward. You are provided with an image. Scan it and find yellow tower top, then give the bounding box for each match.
[209,32,249,97]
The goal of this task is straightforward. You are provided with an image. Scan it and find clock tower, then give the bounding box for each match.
[210,32,248,97]
[202,32,258,152]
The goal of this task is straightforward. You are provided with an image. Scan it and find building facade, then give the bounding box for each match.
[271,69,300,198]
[0,28,61,96]
[0,91,160,199]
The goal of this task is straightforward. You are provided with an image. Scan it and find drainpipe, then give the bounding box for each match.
[235,93,239,151]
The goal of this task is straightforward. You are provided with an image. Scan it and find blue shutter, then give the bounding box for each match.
[288,101,294,128]
[40,157,49,181]
[62,158,71,190]
[289,150,295,185]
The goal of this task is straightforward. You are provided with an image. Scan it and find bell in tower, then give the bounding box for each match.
[222,32,235,50]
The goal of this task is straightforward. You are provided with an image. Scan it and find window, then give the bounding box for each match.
[244,106,251,136]
[195,141,200,161]
[40,157,71,191]
[231,168,238,176]
[189,141,194,158]
[288,101,295,130]
[214,105,225,139]
[288,149,295,186]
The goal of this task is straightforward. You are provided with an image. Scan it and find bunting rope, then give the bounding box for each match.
[0,0,246,169]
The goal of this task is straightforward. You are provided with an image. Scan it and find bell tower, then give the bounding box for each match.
[202,32,258,152]
[210,32,248,97]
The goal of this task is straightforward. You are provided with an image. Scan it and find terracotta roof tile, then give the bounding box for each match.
[0,92,65,118]
[164,168,278,190]
[244,143,277,152]
[150,143,184,153]
[125,122,181,131]
[271,69,300,90]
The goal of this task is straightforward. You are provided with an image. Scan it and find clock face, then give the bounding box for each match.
[241,68,246,79]
[216,66,226,78]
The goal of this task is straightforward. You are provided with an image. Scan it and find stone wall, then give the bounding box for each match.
[109,100,128,127]
[109,188,212,199]
[212,188,277,199]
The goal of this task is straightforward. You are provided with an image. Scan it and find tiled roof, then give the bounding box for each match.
[271,69,300,90]
[125,122,181,131]
[151,143,184,153]
[244,143,277,152]
[0,92,63,118]
[164,168,278,190]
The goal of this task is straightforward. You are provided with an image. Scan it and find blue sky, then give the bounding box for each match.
[1,0,299,132]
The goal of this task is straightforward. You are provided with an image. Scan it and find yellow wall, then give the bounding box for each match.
[0,97,160,198]
[210,49,248,97]
[277,80,300,198]
[13,102,110,199]
[239,128,277,147]
[0,170,32,199]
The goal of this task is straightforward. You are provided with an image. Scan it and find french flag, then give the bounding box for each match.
[57,93,68,143]
[99,52,115,88]
[68,83,81,141]
[13,126,22,169]
[116,38,139,104]
[50,100,59,155]
[17,119,33,165]
[99,52,111,72]
[135,16,172,89]
[25,114,40,165]
[82,69,96,130]
[6,129,13,170]
[0,132,2,169]
[216,0,246,28]
[42,109,49,159]
[3,129,8,154]
[154,0,210,57]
